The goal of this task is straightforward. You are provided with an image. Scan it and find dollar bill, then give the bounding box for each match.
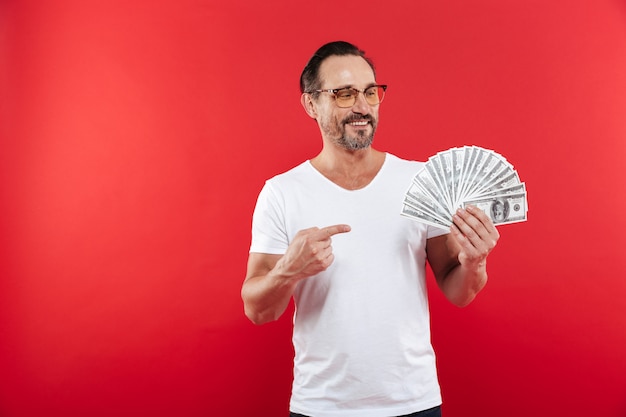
[412,167,450,215]
[401,204,452,230]
[426,155,453,212]
[405,182,452,223]
[456,146,478,204]
[451,147,466,207]
[471,182,526,199]
[463,192,527,225]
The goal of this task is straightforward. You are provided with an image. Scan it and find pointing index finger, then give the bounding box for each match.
[319,224,351,237]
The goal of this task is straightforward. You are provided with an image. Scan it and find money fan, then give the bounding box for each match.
[401,146,528,230]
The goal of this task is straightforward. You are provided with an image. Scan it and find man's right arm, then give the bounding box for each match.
[241,253,297,325]
[241,225,351,325]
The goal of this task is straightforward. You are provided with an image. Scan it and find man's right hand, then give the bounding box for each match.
[242,224,351,324]
[275,224,351,281]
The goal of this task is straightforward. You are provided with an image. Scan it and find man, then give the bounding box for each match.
[242,41,499,417]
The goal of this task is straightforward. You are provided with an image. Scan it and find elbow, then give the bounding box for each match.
[241,291,278,325]
[243,305,265,325]
[450,293,477,308]
[243,305,277,325]
[241,278,290,325]
[241,287,272,325]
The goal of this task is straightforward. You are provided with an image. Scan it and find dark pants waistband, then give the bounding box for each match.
[290,405,442,417]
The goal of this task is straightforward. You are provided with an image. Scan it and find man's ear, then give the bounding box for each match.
[301,93,318,119]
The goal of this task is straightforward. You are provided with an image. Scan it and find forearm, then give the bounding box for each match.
[241,267,298,325]
[429,206,498,307]
[438,260,488,307]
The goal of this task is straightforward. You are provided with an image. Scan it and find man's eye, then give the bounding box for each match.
[337,90,354,100]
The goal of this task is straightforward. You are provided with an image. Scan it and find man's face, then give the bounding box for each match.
[314,55,380,150]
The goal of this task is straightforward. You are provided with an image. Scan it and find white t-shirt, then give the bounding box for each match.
[250,153,449,417]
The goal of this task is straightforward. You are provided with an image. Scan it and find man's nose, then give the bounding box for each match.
[351,91,371,114]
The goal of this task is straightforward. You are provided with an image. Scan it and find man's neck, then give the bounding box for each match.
[310,146,385,190]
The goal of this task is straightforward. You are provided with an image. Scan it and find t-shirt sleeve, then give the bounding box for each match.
[249,181,289,255]
[426,225,450,239]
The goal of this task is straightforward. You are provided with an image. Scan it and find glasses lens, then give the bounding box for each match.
[365,86,385,105]
[331,86,386,107]
[335,88,357,108]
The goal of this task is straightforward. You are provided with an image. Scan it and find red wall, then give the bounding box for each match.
[2,1,626,416]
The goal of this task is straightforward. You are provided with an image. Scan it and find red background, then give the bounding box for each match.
[2,0,626,416]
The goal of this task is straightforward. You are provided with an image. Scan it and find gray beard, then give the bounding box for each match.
[322,116,377,150]
[335,130,374,150]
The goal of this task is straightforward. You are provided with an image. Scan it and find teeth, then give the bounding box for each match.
[350,121,368,126]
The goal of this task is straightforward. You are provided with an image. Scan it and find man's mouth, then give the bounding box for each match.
[345,117,370,127]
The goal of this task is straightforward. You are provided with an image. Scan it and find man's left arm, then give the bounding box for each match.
[426,205,500,307]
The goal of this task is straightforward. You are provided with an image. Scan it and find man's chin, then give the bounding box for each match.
[338,135,373,151]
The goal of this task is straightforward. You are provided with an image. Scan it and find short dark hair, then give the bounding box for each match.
[299,41,376,96]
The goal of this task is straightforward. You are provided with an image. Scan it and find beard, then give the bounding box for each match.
[321,113,377,151]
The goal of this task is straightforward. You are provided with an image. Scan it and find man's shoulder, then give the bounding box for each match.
[263,161,314,191]
[384,152,425,173]
[268,160,310,181]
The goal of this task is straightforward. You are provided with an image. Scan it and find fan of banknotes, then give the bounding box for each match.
[401,145,528,230]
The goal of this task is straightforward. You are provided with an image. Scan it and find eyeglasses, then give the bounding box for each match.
[312,85,387,108]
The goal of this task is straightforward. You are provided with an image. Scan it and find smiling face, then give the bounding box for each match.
[307,54,380,151]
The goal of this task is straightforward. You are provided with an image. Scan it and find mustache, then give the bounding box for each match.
[342,114,373,124]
